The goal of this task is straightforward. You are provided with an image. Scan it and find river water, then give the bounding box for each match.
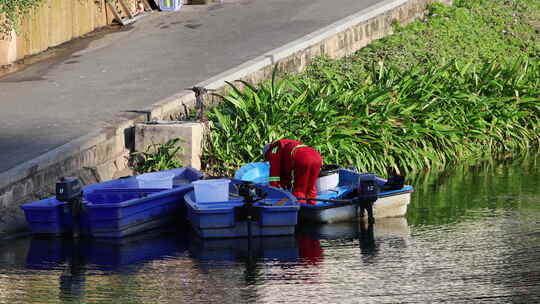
[0,159,539,303]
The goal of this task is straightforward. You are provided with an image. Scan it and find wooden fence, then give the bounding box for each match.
[0,0,141,65]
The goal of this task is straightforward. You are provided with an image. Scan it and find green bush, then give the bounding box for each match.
[131,138,184,174]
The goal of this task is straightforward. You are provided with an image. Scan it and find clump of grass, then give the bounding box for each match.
[131,138,184,173]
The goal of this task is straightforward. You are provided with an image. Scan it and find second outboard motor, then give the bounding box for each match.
[357,174,379,224]
[382,175,405,191]
[56,177,84,238]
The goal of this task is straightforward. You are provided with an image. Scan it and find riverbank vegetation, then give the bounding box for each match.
[202,0,540,176]
[131,138,184,173]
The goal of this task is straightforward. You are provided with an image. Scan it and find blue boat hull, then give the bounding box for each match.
[185,179,299,239]
[20,167,202,238]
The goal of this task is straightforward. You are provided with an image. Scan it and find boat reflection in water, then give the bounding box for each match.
[24,227,190,301]
[26,227,189,272]
[188,217,411,272]
[188,235,299,263]
[25,218,411,270]
[22,218,411,301]
[296,217,411,260]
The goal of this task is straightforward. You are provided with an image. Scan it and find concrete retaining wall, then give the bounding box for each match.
[0,0,452,236]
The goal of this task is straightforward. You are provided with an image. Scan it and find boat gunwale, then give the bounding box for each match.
[302,187,414,211]
[84,185,194,209]
[184,185,300,214]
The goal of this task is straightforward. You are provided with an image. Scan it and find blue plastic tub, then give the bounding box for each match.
[185,179,299,239]
[234,162,270,184]
[21,167,202,237]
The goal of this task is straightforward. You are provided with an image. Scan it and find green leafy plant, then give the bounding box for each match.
[203,60,540,177]
[131,138,184,174]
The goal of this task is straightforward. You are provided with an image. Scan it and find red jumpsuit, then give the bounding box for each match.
[264,139,322,204]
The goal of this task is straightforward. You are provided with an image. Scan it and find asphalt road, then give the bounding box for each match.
[0,0,383,172]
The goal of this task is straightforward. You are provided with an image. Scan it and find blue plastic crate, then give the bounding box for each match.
[159,0,182,11]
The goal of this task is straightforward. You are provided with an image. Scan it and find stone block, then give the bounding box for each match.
[135,121,205,170]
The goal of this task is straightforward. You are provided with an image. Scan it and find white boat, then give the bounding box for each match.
[235,163,413,224]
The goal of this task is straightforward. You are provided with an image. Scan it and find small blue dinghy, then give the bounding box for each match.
[235,162,414,224]
[185,179,299,239]
[20,167,202,238]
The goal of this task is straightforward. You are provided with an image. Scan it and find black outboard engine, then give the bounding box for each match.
[238,182,266,205]
[56,177,84,238]
[236,182,267,238]
[357,175,379,224]
[382,175,405,191]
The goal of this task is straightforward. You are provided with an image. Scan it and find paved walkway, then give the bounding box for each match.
[0,0,382,172]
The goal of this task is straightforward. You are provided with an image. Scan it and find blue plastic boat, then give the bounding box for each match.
[20,167,202,238]
[235,162,414,223]
[184,179,299,239]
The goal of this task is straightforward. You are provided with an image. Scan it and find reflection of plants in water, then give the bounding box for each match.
[407,155,540,226]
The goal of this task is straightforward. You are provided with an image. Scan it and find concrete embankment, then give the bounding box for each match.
[0,0,452,236]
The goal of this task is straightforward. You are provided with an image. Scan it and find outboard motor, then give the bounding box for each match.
[357,174,379,224]
[236,182,267,239]
[56,177,84,238]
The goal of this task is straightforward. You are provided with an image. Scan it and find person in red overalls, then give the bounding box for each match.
[263,139,322,204]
